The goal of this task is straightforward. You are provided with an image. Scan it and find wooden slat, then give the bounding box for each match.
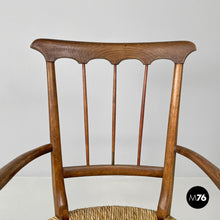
[112,65,117,165]
[63,165,163,178]
[46,61,69,219]
[31,39,196,65]
[137,65,148,166]
[157,64,183,219]
[82,64,90,166]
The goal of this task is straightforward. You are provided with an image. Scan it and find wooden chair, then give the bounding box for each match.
[0,39,219,220]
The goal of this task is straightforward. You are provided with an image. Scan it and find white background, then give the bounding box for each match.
[0,0,220,219]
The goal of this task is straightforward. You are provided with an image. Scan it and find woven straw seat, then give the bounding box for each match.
[49,206,176,220]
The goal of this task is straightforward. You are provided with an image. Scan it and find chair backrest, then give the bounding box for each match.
[31,39,196,220]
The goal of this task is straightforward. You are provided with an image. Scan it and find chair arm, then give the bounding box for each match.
[175,145,220,190]
[0,144,52,190]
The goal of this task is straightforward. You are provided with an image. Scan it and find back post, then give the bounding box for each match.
[46,61,69,220]
[157,64,183,219]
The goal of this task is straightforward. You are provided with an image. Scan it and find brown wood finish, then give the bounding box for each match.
[157,64,183,219]
[46,62,69,220]
[31,39,196,65]
[2,38,220,220]
[176,145,220,190]
[137,65,148,166]
[112,65,117,165]
[82,64,90,166]
[30,40,197,220]
[29,38,220,220]
[63,165,163,178]
[30,40,198,220]
[0,144,52,190]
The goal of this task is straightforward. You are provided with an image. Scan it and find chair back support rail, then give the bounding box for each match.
[0,39,219,220]
[30,39,196,220]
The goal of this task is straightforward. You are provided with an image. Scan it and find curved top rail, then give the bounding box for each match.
[31,39,196,65]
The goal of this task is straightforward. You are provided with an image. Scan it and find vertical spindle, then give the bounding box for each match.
[82,64,90,166]
[112,65,117,165]
[137,65,148,166]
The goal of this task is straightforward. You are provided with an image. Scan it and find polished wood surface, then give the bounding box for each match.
[31,39,196,65]
[157,64,183,219]
[63,165,163,178]
[5,38,219,220]
[82,64,90,166]
[0,144,52,190]
[2,38,219,220]
[112,65,117,165]
[137,65,148,166]
[176,145,220,190]
[31,40,196,220]
[46,62,69,220]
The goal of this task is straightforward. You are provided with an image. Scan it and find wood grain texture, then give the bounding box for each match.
[30,39,199,220]
[137,65,148,166]
[82,64,90,166]
[63,165,163,178]
[176,145,220,190]
[46,62,69,220]
[0,144,52,190]
[5,38,220,220]
[31,39,196,65]
[112,65,117,165]
[157,64,183,219]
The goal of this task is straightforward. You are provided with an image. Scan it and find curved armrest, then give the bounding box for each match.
[175,145,220,190]
[0,144,52,190]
